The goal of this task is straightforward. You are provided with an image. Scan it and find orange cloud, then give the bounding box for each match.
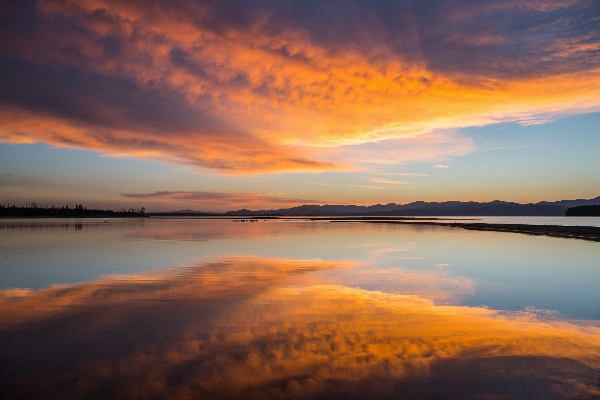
[1,0,599,172]
[0,107,336,173]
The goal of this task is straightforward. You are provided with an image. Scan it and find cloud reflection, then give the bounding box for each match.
[311,268,476,305]
[1,258,599,399]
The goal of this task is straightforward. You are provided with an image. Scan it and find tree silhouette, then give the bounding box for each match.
[565,205,600,216]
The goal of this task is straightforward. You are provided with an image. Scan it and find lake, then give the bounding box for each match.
[1,217,600,399]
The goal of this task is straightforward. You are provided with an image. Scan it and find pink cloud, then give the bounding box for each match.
[124,190,322,209]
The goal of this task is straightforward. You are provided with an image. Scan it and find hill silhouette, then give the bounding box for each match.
[225,196,600,216]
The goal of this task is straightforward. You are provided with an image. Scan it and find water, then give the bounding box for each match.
[1,217,599,399]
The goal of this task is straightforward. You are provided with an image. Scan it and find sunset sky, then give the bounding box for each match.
[1,0,599,212]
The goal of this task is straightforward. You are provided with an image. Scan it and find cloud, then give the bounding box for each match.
[346,184,392,190]
[0,106,336,173]
[0,0,599,172]
[123,190,322,208]
[432,164,449,169]
[308,182,339,186]
[378,173,429,177]
[367,178,411,185]
[321,131,474,166]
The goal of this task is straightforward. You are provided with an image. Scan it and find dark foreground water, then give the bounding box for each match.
[1,218,599,399]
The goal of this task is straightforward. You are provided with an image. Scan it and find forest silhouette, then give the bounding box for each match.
[0,203,145,218]
[565,204,600,216]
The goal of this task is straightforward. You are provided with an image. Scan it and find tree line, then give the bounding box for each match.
[0,203,145,217]
[565,204,600,216]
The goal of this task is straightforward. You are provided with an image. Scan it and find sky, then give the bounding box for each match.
[0,0,599,212]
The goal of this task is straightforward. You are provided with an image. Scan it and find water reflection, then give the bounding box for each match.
[1,258,599,399]
[2,218,600,320]
[0,218,144,231]
[299,268,477,305]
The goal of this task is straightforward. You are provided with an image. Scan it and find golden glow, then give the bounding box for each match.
[1,0,599,172]
[0,108,337,173]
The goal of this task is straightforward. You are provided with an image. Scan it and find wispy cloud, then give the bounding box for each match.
[346,184,392,190]
[377,173,429,177]
[308,182,339,186]
[321,131,475,167]
[369,247,411,255]
[124,190,322,208]
[433,164,449,169]
[366,178,411,185]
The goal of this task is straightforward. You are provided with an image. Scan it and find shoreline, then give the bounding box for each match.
[325,218,600,242]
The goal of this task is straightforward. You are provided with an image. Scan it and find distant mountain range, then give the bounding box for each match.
[224,196,600,216]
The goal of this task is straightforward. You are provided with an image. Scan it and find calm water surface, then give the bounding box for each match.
[1,218,599,399]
